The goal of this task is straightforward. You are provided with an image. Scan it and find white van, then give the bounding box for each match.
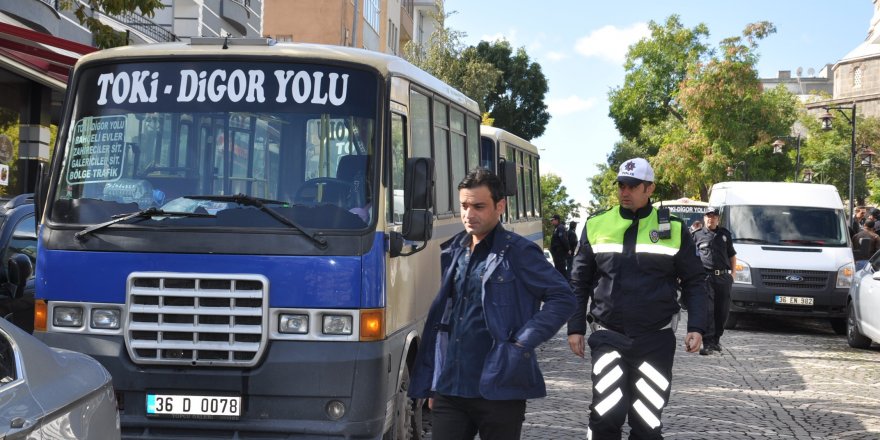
[708,182,854,334]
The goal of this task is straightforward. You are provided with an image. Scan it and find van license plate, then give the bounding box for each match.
[775,296,814,306]
[146,394,241,418]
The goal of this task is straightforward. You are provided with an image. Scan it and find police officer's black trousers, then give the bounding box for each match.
[587,328,675,440]
[704,274,732,345]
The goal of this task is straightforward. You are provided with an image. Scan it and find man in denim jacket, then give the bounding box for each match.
[409,168,575,440]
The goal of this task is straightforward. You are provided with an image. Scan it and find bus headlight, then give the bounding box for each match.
[733,260,752,284]
[837,262,854,288]
[53,306,84,327]
[279,314,309,334]
[322,315,353,335]
[91,308,121,329]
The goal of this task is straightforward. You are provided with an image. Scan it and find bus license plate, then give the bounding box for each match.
[775,295,814,306]
[146,394,241,418]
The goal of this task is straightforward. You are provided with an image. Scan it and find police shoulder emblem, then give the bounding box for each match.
[649,230,660,243]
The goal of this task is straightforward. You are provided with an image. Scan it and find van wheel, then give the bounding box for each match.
[846,302,873,349]
[723,312,739,330]
[383,363,421,440]
[829,318,847,335]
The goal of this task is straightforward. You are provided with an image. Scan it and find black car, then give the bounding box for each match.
[0,194,36,333]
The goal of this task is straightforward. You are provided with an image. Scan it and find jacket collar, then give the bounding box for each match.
[618,202,654,220]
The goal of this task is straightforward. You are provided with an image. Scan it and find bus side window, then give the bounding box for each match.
[390,113,406,224]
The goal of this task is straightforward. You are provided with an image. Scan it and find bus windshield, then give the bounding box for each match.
[50,60,378,231]
[726,205,849,247]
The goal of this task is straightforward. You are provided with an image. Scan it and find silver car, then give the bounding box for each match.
[0,318,121,439]
[847,254,880,349]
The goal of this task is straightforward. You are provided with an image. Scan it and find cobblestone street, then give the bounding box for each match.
[424,313,880,439]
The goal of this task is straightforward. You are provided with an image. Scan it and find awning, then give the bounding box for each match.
[0,21,96,90]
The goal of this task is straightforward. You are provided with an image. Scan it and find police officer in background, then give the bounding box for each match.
[566,221,579,277]
[567,157,707,439]
[550,214,570,277]
[692,207,736,355]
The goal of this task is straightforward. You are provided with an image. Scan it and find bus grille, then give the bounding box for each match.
[125,273,268,367]
[759,268,830,290]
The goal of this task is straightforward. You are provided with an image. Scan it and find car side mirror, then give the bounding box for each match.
[6,254,32,300]
[391,157,434,257]
[498,157,517,197]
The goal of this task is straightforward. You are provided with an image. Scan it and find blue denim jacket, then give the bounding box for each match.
[409,224,575,400]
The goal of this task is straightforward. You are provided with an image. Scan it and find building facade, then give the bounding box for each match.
[821,0,880,117]
[263,0,440,56]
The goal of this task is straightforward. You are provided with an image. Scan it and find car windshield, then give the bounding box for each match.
[49,60,378,231]
[726,205,848,247]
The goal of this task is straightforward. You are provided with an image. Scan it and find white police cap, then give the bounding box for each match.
[617,157,655,185]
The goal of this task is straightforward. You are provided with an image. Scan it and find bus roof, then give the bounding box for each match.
[73,38,481,114]
[653,197,708,207]
[480,125,540,155]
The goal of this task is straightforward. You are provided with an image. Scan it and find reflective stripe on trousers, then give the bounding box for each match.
[587,328,676,440]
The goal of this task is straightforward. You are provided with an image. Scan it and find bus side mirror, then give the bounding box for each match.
[6,254,32,300]
[499,157,517,196]
[391,157,434,257]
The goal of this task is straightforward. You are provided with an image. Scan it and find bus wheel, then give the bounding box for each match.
[384,363,421,440]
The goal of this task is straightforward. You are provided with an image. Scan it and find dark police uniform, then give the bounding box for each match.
[568,204,707,439]
[692,224,736,351]
[550,222,570,276]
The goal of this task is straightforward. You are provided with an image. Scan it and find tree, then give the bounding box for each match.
[61,0,166,48]
[541,173,581,248]
[604,17,798,201]
[463,41,550,140]
[401,3,500,112]
[608,15,709,141]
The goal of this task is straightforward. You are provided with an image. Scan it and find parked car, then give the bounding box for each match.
[0,313,121,438]
[0,193,36,333]
[847,251,880,349]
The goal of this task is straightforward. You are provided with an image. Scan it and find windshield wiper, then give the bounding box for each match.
[732,237,772,244]
[181,194,328,249]
[780,239,827,245]
[75,207,215,241]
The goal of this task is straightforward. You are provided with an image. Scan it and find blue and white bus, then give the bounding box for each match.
[32,38,539,439]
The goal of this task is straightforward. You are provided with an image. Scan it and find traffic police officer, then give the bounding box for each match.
[692,206,736,355]
[567,157,707,439]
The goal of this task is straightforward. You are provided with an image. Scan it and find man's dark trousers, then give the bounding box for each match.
[430,394,526,439]
[588,328,675,439]
[704,273,732,346]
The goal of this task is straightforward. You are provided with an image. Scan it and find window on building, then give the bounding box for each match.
[364,0,380,32]
[854,66,863,89]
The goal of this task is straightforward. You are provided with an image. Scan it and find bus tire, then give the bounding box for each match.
[384,363,421,440]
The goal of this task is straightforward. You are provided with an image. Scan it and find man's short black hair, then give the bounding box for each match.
[867,220,876,229]
[569,221,577,228]
[458,167,505,203]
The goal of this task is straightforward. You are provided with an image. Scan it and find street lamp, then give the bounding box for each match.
[819,103,856,222]
[802,167,814,183]
[771,134,802,181]
[726,161,748,180]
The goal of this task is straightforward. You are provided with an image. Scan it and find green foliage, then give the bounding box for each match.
[605,16,798,203]
[0,124,57,197]
[60,0,165,48]
[401,3,500,113]
[608,15,709,141]
[540,173,582,248]
[463,41,550,141]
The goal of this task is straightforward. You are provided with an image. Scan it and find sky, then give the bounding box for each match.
[445,0,875,221]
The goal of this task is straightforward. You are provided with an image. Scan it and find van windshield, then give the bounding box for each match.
[665,205,708,229]
[726,205,848,247]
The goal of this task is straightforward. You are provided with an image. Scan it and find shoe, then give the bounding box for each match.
[712,342,722,353]
[699,346,711,355]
